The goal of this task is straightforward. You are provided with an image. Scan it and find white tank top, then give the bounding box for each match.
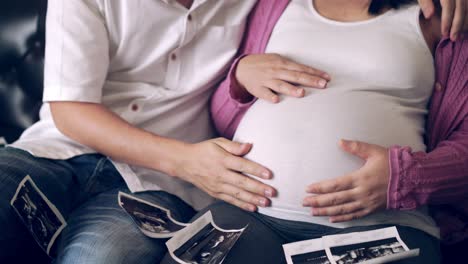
[234,1,439,237]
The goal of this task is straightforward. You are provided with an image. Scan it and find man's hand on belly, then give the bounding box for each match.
[172,138,276,212]
[302,140,390,222]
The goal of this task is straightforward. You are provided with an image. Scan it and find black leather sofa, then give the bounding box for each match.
[0,0,46,144]
[0,1,465,263]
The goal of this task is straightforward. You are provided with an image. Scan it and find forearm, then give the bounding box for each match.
[388,125,468,209]
[49,101,276,211]
[50,102,183,175]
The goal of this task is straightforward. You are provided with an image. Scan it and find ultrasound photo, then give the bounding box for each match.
[284,226,418,264]
[175,224,242,264]
[118,192,187,238]
[10,175,66,255]
[330,238,405,264]
[291,250,331,264]
[167,211,245,264]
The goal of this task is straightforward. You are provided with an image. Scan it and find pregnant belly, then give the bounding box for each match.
[234,91,426,215]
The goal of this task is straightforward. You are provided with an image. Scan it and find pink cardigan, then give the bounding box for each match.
[210,0,468,244]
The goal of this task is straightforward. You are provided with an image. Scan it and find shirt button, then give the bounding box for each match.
[131,104,139,111]
[171,53,177,61]
[435,82,443,92]
[188,14,193,21]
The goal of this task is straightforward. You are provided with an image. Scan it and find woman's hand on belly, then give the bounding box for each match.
[302,140,390,222]
[234,54,331,103]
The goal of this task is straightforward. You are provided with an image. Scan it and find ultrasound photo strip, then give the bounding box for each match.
[166,211,246,264]
[118,192,188,238]
[10,175,67,256]
[323,226,419,264]
[283,226,420,264]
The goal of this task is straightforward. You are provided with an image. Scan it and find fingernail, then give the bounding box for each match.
[262,171,271,179]
[312,209,318,216]
[340,139,351,146]
[258,198,268,207]
[296,88,304,96]
[248,205,257,212]
[265,189,274,197]
[422,7,430,18]
[323,73,331,80]
[272,95,279,103]
[318,80,327,88]
[452,33,458,42]
[302,200,310,206]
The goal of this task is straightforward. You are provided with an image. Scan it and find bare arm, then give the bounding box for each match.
[51,102,179,173]
[50,102,276,211]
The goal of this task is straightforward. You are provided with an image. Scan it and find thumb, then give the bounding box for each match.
[339,139,374,160]
[418,0,435,19]
[215,139,252,156]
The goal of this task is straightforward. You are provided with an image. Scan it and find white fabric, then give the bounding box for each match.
[234,1,439,237]
[11,0,256,210]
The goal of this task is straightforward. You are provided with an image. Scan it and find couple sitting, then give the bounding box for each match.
[0,0,466,263]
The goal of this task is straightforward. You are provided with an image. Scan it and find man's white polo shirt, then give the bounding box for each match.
[10,0,257,210]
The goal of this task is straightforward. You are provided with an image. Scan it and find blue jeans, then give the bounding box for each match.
[161,202,441,264]
[0,147,196,263]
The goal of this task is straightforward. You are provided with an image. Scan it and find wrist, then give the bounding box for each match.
[231,58,254,103]
[147,136,191,178]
